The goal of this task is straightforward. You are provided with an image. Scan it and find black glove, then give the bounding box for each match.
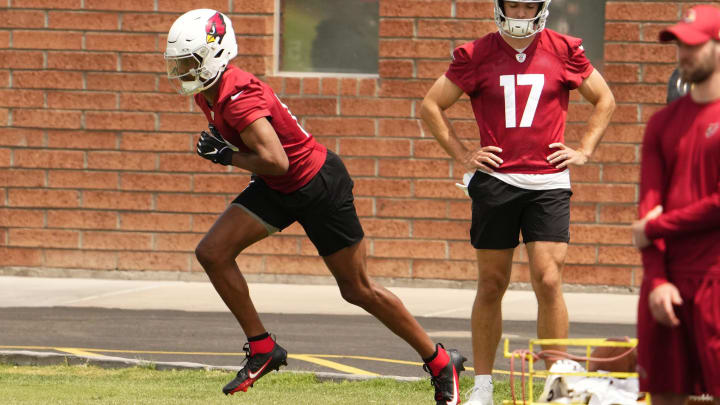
[196,126,233,166]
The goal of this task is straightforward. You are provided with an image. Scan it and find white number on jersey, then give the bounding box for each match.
[274,94,310,137]
[499,74,545,128]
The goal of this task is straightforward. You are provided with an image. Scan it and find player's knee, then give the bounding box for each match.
[531,270,563,298]
[337,282,375,307]
[195,242,222,271]
[476,276,509,303]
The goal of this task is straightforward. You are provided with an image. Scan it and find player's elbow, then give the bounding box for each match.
[257,148,289,175]
[604,90,616,111]
[419,98,438,124]
[605,95,616,119]
[268,154,289,175]
[595,88,616,117]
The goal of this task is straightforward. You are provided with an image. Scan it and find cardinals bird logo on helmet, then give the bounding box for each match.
[206,11,227,44]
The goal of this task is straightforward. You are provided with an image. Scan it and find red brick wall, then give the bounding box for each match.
[0,1,711,287]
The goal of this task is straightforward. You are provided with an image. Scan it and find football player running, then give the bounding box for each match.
[420,1,615,403]
[164,9,465,404]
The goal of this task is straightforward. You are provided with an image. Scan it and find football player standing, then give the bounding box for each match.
[420,1,615,403]
[164,9,466,404]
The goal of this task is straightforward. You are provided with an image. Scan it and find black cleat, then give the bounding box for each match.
[222,340,288,395]
[424,343,466,405]
[448,347,467,374]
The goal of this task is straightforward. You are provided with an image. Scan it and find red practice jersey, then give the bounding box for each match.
[639,96,720,286]
[195,65,327,193]
[445,29,594,174]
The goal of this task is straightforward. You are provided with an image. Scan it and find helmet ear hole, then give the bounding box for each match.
[215,49,224,58]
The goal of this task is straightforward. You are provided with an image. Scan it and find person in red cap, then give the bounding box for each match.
[632,4,720,403]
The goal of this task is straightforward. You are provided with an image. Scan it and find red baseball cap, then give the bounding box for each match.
[659,5,720,46]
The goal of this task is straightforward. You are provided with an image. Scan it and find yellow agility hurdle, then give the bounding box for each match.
[501,337,639,405]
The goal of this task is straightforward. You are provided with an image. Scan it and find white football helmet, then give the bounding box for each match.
[164,9,238,95]
[494,0,551,39]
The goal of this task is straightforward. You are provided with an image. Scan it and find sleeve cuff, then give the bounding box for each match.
[444,72,472,96]
[234,110,271,134]
[644,276,671,291]
[644,218,661,239]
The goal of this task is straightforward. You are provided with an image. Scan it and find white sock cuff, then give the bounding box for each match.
[474,374,492,390]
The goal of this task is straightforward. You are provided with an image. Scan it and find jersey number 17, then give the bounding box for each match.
[499,74,544,129]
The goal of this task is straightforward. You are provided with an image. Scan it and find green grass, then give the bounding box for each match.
[0,363,543,404]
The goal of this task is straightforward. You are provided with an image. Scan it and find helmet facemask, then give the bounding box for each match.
[494,0,552,39]
[166,50,206,95]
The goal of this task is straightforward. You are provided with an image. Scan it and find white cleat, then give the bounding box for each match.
[465,385,494,405]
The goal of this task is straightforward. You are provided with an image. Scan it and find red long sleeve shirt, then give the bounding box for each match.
[639,95,720,288]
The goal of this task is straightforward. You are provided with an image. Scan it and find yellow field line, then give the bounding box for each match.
[55,348,106,358]
[66,348,242,356]
[0,345,60,351]
[0,346,244,356]
[289,354,379,376]
[310,354,423,367]
[309,354,481,374]
[0,345,542,377]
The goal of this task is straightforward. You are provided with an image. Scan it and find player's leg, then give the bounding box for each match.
[471,249,514,374]
[323,240,464,404]
[465,171,524,405]
[466,248,513,405]
[196,178,294,395]
[520,188,572,369]
[525,241,568,368]
[303,151,464,404]
[323,239,434,357]
[195,203,269,336]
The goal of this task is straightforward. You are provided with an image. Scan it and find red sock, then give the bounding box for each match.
[248,333,274,355]
[425,345,450,376]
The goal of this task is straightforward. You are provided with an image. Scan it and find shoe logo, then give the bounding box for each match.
[248,358,272,380]
[447,371,458,405]
[230,90,244,100]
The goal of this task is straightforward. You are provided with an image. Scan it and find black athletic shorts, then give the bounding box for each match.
[232,150,364,257]
[467,171,572,249]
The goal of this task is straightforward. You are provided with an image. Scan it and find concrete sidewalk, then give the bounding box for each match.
[0,276,638,324]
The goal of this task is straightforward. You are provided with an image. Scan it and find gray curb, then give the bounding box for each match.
[0,350,422,383]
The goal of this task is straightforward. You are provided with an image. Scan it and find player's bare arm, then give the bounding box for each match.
[233,118,290,176]
[196,118,289,176]
[420,75,503,173]
[547,69,615,169]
